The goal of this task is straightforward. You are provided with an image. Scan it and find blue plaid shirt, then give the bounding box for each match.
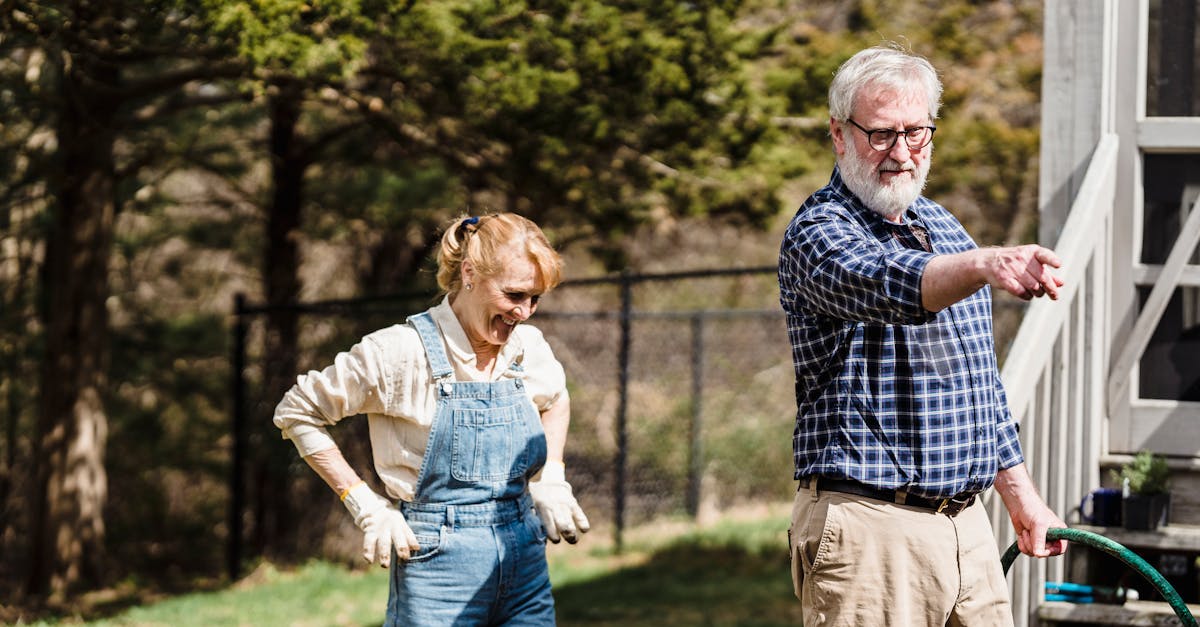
[777,167,1023,499]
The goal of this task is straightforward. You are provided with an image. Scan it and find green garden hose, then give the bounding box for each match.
[1001,527,1197,626]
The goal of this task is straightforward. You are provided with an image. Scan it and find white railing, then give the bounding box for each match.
[986,133,1119,626]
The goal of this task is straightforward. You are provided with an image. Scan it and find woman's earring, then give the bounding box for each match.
[465,283,473,291]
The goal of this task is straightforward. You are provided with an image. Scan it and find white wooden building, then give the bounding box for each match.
[995,0,1200,624]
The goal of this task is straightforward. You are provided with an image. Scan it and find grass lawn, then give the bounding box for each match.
[26,502,800,626]
[549,503,800,626]
[74,562,390,627]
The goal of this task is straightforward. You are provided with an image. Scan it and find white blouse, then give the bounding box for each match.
[272,297,567,502]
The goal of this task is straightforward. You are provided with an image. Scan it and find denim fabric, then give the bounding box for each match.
[385,312,553,626]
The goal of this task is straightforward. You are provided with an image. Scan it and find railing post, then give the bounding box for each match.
[993,134,1119,627]
[614,271,632,552]
[686,313,705,518]
[228,293,247,581]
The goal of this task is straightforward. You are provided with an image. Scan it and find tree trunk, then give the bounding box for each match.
[364,226,437,297]
[1,204,36,567]
[253,88,305,559]
[27,61,116,601]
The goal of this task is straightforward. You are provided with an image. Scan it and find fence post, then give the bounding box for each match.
[687,313,705,518]
[228,293,247,581]
[614,270,632,552]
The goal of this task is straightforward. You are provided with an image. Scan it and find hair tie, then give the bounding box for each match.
[456,216,481,241]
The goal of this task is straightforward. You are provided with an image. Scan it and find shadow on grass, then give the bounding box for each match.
[553,538,802,627]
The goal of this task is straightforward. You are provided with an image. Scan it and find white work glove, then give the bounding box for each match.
[341,482,420,567]
[528,461,591,544]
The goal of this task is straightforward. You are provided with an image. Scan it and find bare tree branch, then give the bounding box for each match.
[117,60,249,102]
[615,145,720,187]
[131,90,254,123]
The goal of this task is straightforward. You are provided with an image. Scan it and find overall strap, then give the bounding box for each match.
[407,311,454,381]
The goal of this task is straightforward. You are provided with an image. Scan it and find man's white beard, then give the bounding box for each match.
[838,142,931,220]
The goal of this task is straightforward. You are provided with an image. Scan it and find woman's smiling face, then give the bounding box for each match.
[457,251,543,350]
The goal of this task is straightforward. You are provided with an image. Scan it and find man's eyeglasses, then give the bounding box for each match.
[845,118,936,152]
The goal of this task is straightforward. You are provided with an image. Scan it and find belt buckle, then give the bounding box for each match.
[937,495,974,516]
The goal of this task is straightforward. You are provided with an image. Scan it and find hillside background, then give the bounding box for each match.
[0,0,1044,619]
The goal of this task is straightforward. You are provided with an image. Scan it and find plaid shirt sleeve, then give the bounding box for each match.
[780,203,936,325]
[993,370,1025,469]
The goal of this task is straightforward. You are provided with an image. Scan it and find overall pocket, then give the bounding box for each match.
[450,403,533,482]
[524,506,549,545]
[402,517,447,564]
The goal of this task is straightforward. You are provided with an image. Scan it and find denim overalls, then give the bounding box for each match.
[385,312,554,626]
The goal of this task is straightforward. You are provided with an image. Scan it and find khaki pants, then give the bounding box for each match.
[788,482,1014,626]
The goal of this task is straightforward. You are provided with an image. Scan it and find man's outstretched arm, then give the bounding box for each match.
[922,244,1064,312]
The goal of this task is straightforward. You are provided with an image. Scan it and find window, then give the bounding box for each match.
[1138,154,1200,401]
[1146,0,1200,117]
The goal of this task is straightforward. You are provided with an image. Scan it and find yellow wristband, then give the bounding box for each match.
[339,480,366,501]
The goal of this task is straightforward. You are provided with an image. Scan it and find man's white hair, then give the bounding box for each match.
[828,44,943,122]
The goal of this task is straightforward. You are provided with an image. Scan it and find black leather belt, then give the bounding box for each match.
[799,476,976,516]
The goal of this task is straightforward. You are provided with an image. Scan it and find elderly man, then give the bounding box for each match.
[778,45,1067,626]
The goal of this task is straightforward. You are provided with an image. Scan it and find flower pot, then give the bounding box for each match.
[1122,493,1170,531]
[1080,488,1123,526]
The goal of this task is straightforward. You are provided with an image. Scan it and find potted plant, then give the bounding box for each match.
[1113,450,1171,531]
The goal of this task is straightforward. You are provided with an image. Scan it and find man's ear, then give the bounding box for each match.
[830,118,847,157]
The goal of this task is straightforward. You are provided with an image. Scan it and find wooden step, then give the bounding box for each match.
[1039,599,1200,626]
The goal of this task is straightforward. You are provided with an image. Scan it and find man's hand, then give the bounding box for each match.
[994,464,1068,558]
[978,244,1064,301]
[342,482,420,567]
[922,244,1065,312]
[529,461,591,544]
[1008,500,1068,558]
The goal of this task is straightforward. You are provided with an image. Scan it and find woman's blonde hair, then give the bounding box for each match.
[436,213,563,295]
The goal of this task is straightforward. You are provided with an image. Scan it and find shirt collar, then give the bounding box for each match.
[429,296,525,372]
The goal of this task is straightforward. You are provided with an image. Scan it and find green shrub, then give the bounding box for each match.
[1114,450,1171,495]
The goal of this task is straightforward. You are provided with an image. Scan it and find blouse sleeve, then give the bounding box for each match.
[272,336,392,456]
[517,325,567,412]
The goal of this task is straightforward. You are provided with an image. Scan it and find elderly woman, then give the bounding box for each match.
[273,213,590,626]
